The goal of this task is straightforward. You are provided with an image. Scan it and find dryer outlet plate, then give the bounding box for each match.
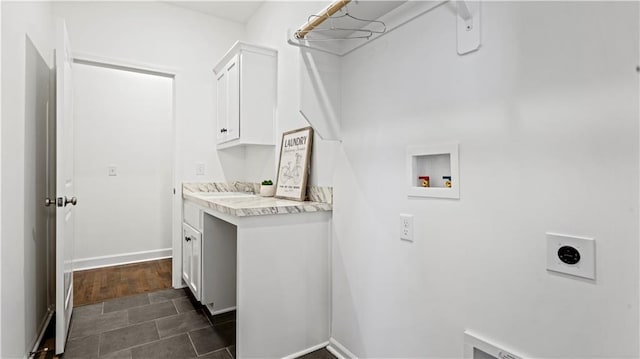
[546,232,595,280]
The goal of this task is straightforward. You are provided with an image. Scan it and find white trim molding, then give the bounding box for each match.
[327,338,358,359]
[72,248,172,271]
[72,51,180,77]
[283,341,330,359]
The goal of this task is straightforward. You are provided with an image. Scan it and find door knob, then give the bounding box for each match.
[64,196,78,206]
[44,198,55,207]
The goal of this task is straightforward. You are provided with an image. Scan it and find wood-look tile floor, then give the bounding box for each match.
[74,258,172,306]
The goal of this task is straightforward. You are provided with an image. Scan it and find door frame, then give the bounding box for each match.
[71,52,183,288]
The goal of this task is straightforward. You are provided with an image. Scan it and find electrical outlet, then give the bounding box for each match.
[196,162,205,176]
[546,232,595,280]
[108,166,117,176]
[400,214,414,241]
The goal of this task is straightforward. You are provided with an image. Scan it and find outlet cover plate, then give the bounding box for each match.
[400,214,414,241]
[546,232,595,280]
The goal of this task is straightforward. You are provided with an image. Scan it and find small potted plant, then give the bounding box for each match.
[260,180,275,197]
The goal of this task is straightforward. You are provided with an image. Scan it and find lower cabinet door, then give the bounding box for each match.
[182,224,191,285]
[190,232,202,300]
[182,222,202,301]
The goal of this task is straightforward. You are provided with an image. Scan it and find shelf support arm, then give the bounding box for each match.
[456,0,481,55]
[457,0,474,29]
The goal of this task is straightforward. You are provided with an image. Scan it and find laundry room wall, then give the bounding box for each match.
[1,1,55,357]
[334,2,639,357]
[247,1,639,357]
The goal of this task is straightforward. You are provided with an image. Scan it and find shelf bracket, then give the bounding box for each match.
[456,0,481,55]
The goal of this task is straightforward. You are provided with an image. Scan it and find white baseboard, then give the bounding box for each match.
[205,304,236,316]
[283,341,330,359]
[72,248,172,271]
[327,337,358,359]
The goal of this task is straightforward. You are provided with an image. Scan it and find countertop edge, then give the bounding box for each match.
[182,192,333,218]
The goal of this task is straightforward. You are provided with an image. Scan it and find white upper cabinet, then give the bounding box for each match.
[213,41,277,149]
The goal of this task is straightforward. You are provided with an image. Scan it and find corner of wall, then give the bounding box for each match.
[327,337,358,359]
[0,0,4,356]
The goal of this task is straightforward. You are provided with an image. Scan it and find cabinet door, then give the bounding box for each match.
[215,70,227,143]
[225,55,240,142]
[182,225,191,285]
[190,232,202,300]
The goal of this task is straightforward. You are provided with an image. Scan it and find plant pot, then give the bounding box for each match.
[260,185,275,197]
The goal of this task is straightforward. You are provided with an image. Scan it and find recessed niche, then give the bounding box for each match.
[407,143,459,199]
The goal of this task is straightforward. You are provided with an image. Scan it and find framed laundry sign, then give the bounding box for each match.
[275,126,313,201]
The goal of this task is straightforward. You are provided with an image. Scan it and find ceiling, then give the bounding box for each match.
[165,1,264,23]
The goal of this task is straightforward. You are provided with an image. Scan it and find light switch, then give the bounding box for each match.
[546,232,595,280]
[108,166,117,176]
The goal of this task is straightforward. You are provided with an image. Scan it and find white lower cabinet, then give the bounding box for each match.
[182,198,330,358]
[182,222,202,301]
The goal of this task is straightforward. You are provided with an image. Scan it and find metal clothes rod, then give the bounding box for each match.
[294,0,351,39]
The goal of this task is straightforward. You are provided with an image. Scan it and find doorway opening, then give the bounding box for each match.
[70,59,176,279]
[39,56,180,357]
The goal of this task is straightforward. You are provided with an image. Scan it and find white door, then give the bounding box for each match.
[54,19,77,355]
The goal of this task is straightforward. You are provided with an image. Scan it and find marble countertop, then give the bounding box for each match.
[182,182,333,217]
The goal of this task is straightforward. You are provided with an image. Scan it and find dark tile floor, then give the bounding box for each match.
[63,288,236,359]
[63,286,337,359]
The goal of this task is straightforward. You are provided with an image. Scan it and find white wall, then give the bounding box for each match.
[248,1,639,358]
[1,1,54,358]
[1,2,4,356]
[52,2,245,282]
[334,2,638,358]
[73,63,173,262]
[52,1,245,183]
